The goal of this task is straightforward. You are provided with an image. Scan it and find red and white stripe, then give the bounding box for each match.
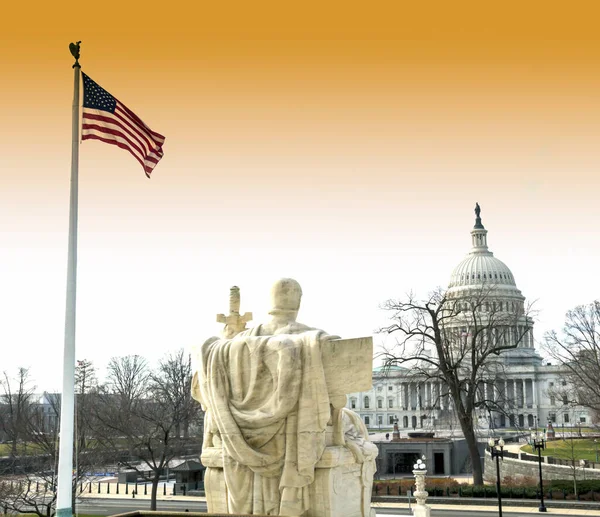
[82,101,165,178]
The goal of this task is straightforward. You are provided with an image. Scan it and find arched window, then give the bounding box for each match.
[364,396,370,409]
[403,416,408,427]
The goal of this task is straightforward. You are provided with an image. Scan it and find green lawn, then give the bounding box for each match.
[521,438,600,462]
[0,442,48,456]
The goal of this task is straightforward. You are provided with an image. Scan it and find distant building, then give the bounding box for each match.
[32,392,61,433]
[348,207,590,433]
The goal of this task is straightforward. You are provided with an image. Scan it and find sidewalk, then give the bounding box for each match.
[372,501,600,515]
[79,491,600,515]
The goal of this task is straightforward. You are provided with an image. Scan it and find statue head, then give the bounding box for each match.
[268,278,302,321]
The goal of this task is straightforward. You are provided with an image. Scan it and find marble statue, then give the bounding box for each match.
[192,279,377,517]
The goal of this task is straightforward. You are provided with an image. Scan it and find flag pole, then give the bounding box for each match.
[56,41,81,517]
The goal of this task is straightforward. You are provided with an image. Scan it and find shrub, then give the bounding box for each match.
[548,479,600,494]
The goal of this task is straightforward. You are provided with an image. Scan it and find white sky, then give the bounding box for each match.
[1,190,598,392]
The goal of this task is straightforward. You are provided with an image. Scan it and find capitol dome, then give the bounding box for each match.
[444,204,540,365]
[447,204,519,292]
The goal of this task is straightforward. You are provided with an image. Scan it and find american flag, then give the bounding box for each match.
[81,73,165,178]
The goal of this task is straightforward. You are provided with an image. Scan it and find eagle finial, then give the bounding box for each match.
[69,41,81,68]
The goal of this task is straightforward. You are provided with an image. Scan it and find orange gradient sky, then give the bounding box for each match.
[1,2,599,389]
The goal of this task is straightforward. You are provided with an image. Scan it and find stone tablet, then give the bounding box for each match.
[321,336,373,397]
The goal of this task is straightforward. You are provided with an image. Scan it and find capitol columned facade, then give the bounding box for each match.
[348,206,590,434]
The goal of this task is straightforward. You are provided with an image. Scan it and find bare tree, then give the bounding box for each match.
[544,301,600,417]
[0,388,105,517]
[379,286,533,485]
[0,471,57,517]
[151,350,197,439]
[0,368,35,457]
[75,359,98,451]
[106,355,150,406]
[92,355,197,510]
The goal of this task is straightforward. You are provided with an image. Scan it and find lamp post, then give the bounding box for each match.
[488,437,505,517]
[530,431,547,512]
[594,439,598,463]
[412,455,430,517]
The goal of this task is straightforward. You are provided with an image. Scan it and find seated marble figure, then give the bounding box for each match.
[192,278,377,517]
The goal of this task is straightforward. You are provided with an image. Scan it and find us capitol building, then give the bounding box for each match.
[348,205,590,434]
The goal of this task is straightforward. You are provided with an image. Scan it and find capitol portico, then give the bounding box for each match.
[348,206,590,434]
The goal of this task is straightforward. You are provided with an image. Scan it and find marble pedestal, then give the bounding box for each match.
[412,469,430,517]
[202,445,374,517]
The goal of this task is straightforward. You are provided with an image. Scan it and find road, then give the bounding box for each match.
[75,497,592,517]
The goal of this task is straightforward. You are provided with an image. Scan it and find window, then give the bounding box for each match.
[563,395,568,405]
[364,397,370,409]
[549,413,556,423]
[564,414,569,423]
[550,396,555,406]
[549,382,554,388]
[364,416,370,425]
[378,415,383,425]
[580,416,587,423]
[350,398,356,409]
[388,399,393,408]
[388,386,393,391]
[562,380,567,386]
[388,415,394,425]
[377,399,383,409]
[377,385,383,391]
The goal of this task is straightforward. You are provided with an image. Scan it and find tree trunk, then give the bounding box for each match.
[458,413,484,485]
[150,476,159,511]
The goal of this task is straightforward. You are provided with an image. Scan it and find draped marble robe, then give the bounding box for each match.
[195,328,338,516]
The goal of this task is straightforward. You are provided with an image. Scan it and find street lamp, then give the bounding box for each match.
[412,456,430,517]
[530,431,547,512]
[594,439,598,463]
[488,437,505,517]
